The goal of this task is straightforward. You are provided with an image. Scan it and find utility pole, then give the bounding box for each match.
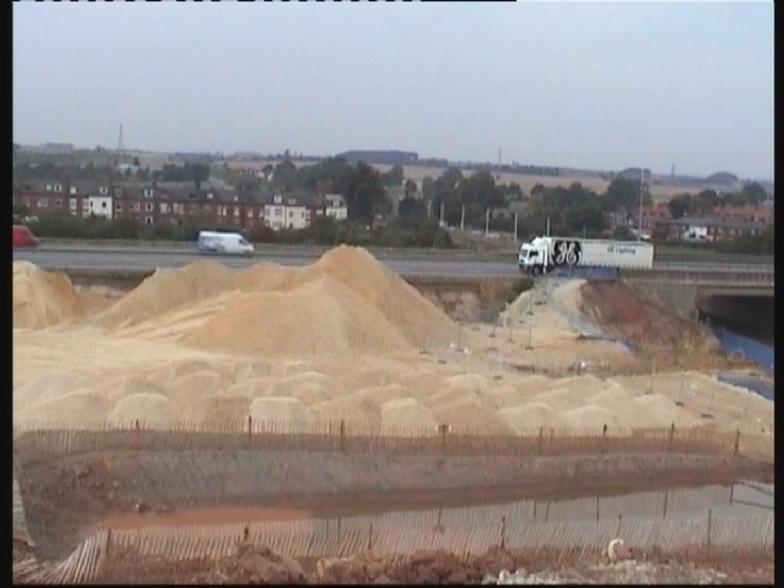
[514,212,518,244]
[546,217,551,237]
[638,168,644,241]
[485,208,490,235]
[460,205,465,230]
[439,201,445,227]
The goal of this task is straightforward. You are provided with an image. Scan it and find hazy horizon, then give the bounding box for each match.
[13,2,774,181]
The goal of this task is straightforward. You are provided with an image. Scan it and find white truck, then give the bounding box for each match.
[197,231,255,256]
[518,236,654,275]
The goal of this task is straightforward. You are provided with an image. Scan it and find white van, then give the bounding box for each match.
[197,231,255,256]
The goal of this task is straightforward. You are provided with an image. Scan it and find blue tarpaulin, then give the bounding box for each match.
[711,326,774,374]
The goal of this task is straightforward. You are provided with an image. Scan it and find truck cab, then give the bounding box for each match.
[518,237,549,274]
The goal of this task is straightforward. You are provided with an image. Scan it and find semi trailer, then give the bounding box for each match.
[518,236,654,274]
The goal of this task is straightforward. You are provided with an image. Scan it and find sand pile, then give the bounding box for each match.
[15,392,111,428]
[634,394,700,427]
[287,246,459,348]
[233,263,297,292]
[108,393,174,428]
[13,370,90,411]
[249,397,314,432]
[13,262,84,329]
[500,402,565,432]
[181,275,414,357]
[94,261,236,328]
[562,405,619,430]
[380,398,438,436]
[311,393,383,431]
[225,377,276,399]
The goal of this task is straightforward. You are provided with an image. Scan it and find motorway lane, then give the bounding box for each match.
[12,247,773,278]
[12,248,524,278]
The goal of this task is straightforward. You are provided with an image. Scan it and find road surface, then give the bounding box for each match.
[13,245,774,278]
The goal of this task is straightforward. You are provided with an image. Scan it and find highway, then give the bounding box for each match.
[12,244,774,278]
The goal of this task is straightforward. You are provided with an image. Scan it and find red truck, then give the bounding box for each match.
[13,225,40,248]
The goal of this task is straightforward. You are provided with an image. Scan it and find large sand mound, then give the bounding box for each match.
[13,262,85,329]
[94,261,236,328]
[181,275,415,357]
[288,246,459,348]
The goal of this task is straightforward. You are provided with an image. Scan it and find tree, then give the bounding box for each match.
[692,190,719,215]
[404,178,418,198]
[398,196,428,224]
[382,165,404,187]
[740,182,767,205]
[346,162,390,227]
[668,194,692,219]
[261,164,274,181]
[421,176,434,201]
[133,156,141,167]
[603,177,651,211]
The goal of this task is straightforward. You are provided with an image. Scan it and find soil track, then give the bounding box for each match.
[17,446,772,560]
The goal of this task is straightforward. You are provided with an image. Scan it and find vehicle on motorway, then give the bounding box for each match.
[197,231,254,256]
[13,225,40,249]
[518,236,654,275]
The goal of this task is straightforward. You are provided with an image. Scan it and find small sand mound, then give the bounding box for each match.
[500,402,565,433]
[270,361,315,378]
[289,246,459,348]
[428,390,511,434]
[445,374,492,394]
[95,261,236,328]
[109,393,174,428]
[168,369,233,398]
[15,392,111,428]
[562,404,619,430]
[381,398,438,436]
[588,384,641,420]
[311,393,383,431]
[13,262,84,329]
[154,359,227,384]
[249,397,314,432]
[338,368,396,392]
[200,396,251,428]
[100,375,167,399]
[532,387,584,412]
[225,377,276,399]
[13,370,90,410]
[394,370,450,396]
[272,371,335,393]
[182,276,413,357]
[354,383,410,404]
[635,394,701,427]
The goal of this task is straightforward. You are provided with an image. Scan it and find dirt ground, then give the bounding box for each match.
[90,543,774,584]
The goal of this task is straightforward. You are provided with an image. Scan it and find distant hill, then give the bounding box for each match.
[705,171,738,184]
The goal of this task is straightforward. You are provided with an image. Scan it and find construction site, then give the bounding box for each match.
[12,245,774,584]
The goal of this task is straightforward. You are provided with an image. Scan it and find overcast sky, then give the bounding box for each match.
[13,1,773,180]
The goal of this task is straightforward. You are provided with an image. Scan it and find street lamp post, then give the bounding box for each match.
[638,169,644,241]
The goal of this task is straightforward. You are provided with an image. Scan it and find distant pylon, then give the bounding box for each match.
[117,123,126,155]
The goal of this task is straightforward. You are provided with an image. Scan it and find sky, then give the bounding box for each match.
[13,1,774,181]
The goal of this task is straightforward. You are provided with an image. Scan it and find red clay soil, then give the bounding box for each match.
[94,543,774,584]
[578,281,751,371]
